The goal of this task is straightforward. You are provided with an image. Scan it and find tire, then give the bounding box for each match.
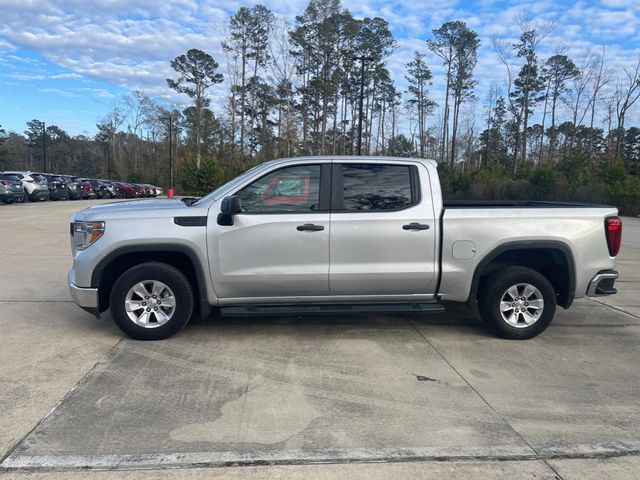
[110,262,194,340]
[479,266,556,340]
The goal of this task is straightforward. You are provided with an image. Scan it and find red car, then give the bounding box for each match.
[113,182,136,198]
[80,180,96,199]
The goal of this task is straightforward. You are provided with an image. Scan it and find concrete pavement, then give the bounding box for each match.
[0,200,639,478]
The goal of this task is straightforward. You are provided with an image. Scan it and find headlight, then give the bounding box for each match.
[71,221,105,252]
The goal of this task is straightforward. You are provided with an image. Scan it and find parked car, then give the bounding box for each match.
[141,185,153,197]
[112,182,136,198]
[68,156,621,341]
[40,174,70,201]
[98,180,121,198]
[58,175,83,200]
[79,179,111,199]
[142,184,161,197]
[130,183,146,197]
[78,179,96,199]
[0,173,27,204]
[3,171,49,202]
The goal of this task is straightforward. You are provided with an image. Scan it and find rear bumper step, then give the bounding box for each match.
[586,269,618,296]
[220,303,445,317]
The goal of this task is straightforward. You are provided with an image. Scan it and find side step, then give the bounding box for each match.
[220,303,445,317]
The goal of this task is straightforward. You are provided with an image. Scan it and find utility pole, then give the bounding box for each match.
[163,116,174,197]
[354,56,373,156]
[42,121,47,172]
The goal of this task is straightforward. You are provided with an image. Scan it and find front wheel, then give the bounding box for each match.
[110,262,194,340]
[479,266,556,340]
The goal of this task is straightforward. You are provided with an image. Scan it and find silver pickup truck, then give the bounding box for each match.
[68,156,622,340]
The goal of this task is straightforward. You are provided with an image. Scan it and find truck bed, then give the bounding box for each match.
[443,200,611,209]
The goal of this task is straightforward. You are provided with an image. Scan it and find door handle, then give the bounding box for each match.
[297,223,325,232]
[402,222,430,231]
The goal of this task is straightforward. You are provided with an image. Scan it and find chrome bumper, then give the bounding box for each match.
[70,282,98,308]
[586,270,618,296]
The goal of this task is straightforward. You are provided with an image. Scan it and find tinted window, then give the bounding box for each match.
[239,164,322,213]
[341,164,415,211]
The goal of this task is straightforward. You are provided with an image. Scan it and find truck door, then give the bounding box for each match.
[210,163,331,299]
[329,162,437,295]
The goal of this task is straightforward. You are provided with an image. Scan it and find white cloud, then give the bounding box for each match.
[1,0,639,130]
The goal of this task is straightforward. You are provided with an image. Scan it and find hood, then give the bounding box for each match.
[72,198,208,222]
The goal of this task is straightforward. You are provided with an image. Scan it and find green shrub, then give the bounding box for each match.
[181,156,225,196]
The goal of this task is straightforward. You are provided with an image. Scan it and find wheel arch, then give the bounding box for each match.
[91,244,211,319]
[467,241,576,309]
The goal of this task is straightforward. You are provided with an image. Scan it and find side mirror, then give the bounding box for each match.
[217,195,242,226]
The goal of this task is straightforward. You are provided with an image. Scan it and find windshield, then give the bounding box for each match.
[193,162,273,207]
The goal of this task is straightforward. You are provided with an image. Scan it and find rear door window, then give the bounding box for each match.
[336,164,419,212]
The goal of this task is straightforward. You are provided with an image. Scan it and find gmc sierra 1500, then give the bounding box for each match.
[69,156,621,340]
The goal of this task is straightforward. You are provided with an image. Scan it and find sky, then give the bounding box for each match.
[0,0,639,136]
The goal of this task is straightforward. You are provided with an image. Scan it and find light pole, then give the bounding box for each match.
[42,121,47,172]
[162,116,174,198]
[354,56,373,156]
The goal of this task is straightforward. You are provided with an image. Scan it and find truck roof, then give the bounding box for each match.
[270,155,437,168]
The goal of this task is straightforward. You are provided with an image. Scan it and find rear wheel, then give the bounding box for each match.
[110,262,194,340]
[479,266,556,340]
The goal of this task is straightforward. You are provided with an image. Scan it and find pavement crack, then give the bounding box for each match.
[590,298,640,320]
[0,338,124,468]
[544,459,565,480]
[405,317,540,457]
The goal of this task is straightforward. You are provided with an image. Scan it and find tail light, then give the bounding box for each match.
[0,180,10,185]
[605,217,622,257]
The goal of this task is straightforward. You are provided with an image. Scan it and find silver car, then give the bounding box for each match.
[3,171,49,202]
[0,173,27,204]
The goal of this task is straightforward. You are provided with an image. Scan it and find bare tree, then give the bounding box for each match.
[124,91,154,174]
[614,55,640,156]
[588,47,613,149]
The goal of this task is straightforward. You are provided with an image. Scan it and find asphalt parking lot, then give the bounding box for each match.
[0,200,639,479]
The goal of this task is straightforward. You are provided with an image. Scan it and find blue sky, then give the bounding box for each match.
[0,0,639,136]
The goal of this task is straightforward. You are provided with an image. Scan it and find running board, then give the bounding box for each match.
[220,303,445,317]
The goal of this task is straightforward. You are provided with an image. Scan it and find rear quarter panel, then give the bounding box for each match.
[439,207,618,303]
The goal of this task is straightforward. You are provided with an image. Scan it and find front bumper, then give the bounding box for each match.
[0,192,16,202]
[69,270,99,315]
[586,269,618,296]
[28,190,49,200]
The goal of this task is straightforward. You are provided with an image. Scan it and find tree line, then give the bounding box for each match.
[1,0,639,213]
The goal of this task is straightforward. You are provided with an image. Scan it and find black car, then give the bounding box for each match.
[40,174,70,201]
[58,175,83,200]
[98,180,121,198]
[80,179,113,199]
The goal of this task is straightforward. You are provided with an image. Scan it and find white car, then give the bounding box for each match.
[3,171,50,202]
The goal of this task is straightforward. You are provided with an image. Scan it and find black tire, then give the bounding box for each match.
[110,262,194,340]
[479,266,556,340]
